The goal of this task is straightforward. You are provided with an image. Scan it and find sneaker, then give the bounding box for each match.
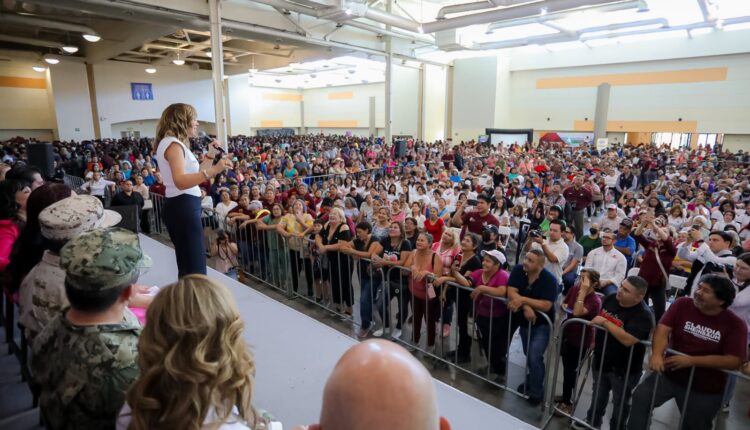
[356,326,371,340]
[391,328,402,339]
[372,328,384,337]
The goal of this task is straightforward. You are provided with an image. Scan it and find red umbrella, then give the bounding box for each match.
[539,132,563,143]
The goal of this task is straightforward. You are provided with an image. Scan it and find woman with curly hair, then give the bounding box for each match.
[119,275,267,430]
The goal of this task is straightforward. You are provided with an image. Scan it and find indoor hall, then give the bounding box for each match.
[1,1,750,429]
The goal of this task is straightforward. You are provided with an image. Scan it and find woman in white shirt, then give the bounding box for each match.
[80,171,115,203]
[215,189,238,231]
[154,103,231,277]
[119,275,278,430]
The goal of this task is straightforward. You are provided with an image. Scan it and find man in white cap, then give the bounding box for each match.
[601,204,624,233]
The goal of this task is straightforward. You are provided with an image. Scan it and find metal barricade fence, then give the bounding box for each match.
[63,174,85,192]
[541,318,750,430]
[383,265,554,405]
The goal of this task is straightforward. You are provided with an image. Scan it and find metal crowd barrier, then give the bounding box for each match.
[62,174,85,192]
[541,317,750,430]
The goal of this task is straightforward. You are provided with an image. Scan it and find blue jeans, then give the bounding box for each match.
[225,267,238,280]
[360,276,381,330]
[562,271,578,295]
[519,323,551,400]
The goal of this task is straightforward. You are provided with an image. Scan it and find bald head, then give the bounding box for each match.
[320,340,440,430]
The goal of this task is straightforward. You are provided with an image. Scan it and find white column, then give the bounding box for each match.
[384,0,393,143]
[209,0,228,149]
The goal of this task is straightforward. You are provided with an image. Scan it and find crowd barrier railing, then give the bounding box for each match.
[225,225,555,407]
[541,317,750,430]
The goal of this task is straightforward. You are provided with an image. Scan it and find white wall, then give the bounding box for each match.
[723,134,750,153]
[508,54,750,134]
[0,62,55,134]
[303,83,385,131]
[49,62,96,141]
[423,64,447,142]
[248,86,302,130]
[93,61,215,139]
[451,57,498,142]
[228,75,251,136]
[391,64,419,137]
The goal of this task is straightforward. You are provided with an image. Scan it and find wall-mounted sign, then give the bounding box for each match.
[130,83,153,101]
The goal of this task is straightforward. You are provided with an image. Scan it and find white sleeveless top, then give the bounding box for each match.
[155,136,201,198]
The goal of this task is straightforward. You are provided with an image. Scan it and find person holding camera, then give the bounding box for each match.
[153,103,232,278]
[523,219,569,288]
[210,230,239,280]
[633,213,677,322]
[678,230,737,297]
[451,194,499,239]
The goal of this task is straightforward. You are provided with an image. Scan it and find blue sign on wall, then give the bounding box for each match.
[131,82,153,101]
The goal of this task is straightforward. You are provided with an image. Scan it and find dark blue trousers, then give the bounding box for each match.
[163,194,207,278]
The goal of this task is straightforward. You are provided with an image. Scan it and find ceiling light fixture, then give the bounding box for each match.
[61,45,78,53]
[145,67,157,74]
[540,7,548,16]
[345,8,352,15]
[32,65,46,72]
[206,51,212,58]
[43,55,59,65]
[172,53,185,66]
[82,34,101,42]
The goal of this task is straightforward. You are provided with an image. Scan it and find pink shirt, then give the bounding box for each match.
[468,269,509,317]
[0,220,20,271]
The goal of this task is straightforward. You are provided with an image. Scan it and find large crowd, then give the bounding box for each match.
[1,132,750,429]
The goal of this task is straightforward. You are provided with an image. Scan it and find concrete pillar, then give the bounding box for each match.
[593,82,611,142]
[369,96,376,136]
[300,100,306,135]
[209,0,227,148]
[384,0,393,143]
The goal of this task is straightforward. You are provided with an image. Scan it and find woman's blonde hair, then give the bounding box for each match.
[126,275,256,430]
[153,103,198,154]
[441,227,461,251]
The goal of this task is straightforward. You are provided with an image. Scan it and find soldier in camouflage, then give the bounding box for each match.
[19,195,121,342]
[31,227,149,430]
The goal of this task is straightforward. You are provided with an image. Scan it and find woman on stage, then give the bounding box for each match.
[154,103,232,277]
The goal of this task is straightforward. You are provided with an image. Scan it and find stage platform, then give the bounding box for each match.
[138,234,538,430]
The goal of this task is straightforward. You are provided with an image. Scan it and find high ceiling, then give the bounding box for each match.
[0,0,749,85]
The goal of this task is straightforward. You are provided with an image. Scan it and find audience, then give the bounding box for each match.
[1,133,749,429]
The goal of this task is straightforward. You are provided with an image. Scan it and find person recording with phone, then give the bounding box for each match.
[678,229,736,297]
[154,103,233,278]
[633,213,677,322]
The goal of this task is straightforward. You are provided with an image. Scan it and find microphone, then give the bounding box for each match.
[198,131,213,146]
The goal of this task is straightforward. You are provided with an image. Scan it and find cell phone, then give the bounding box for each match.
[454,253,463,267]
[467,199,478,206]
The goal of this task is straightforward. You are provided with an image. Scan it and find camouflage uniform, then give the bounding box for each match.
[31,227,149,430]
[19,195,122,343]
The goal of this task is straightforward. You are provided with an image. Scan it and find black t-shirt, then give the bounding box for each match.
[354,236,381,280]
[507,264,558,325]
[380,238,413,283]
[479,241,498,254]
[594,294,653,375]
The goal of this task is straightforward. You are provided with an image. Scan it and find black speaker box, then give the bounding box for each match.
[395,140,407,158]
[27,143,55,179]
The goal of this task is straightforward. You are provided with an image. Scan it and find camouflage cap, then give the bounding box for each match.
[39,195,121,241]
[60,227,152,291]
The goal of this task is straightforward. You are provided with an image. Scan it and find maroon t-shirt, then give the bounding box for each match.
[661,297,748,394]
[460,210,499,238]
[562,285,602,348]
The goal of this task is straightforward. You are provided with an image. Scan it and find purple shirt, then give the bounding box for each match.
[562,285,602,348]
[469,269,509,317]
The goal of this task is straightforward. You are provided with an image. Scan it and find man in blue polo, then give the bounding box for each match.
[507,248,558,406]
[614,219,637,268]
